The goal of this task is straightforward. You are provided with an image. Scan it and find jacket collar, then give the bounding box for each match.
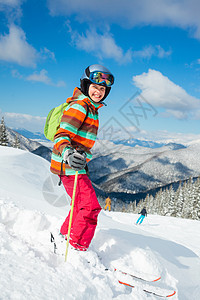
[66,87,104,110]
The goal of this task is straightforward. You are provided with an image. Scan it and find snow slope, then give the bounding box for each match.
[0,146,200,300]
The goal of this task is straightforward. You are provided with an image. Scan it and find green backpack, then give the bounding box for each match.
[44,102,69,141]
[44,101,89,141]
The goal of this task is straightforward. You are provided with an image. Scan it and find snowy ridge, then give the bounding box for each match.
[89,139,200,196]
[6,127,52,162]
[6,127,42,151]
[0,146,200,299]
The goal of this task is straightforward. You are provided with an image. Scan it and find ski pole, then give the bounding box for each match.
[65,170,78,262]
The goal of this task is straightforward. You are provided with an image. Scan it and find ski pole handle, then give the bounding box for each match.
[65,171,78,262]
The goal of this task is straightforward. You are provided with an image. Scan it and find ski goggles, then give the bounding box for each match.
[89,71,114,87]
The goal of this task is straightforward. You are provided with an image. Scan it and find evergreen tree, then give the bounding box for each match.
[13,133,20,149]
[173,181,184,217]
[153,189,162,215]
[127,200,137,213]
[121,204,127,213]
[182,178,193,219]
[148,195,154,213]
[159,188,169,216]
[192,177,200,220]
[0,117,9,146]
[167,185,176,216]
[133,200,137,212]
[144,194,151,212]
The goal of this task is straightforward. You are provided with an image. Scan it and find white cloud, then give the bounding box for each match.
[69,28,132,64]
[41,47,56,61]
[48,0,200,39]
[133,69,200,119]
[156,45,172,58]
[162,109,188,119]
[0,24,38,67]
[26,69,52,84]
[11,68,66,87]
[0,0,23,11]
[26,69,66,87]
[2,112,46,133]
[67,22,171,63]
[0,0,24,23]
[56,80,66,87]
[11,69,23,79]
[0,0,22,6]
[133,45,172,59]
[133,46,155,59]
[193,109,200,120]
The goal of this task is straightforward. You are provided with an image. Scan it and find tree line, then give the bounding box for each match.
[98,176,200,221]
[126,176,200,220]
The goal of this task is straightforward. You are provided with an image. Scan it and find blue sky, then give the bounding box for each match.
[0,0,200,143]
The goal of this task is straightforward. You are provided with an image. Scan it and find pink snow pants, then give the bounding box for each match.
[60,174,102,251]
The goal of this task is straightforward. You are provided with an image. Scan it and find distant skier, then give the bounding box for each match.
[136,207,147,224]
[104,197,111,211]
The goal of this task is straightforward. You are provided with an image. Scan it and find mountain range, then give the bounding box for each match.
[7,127,200,203]
[88,139,200,201]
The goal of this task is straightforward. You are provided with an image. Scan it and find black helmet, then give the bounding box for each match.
[80,64,114,101]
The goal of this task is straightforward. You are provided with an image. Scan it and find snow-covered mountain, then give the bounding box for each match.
[7,127,42,151]
[111,137,186,150]
[6,127,52,161]
[0,146,200,299]
[12,128,46,140]
[89,139,200,198]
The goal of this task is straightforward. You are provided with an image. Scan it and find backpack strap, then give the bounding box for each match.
[58,101,89,185]
[79,101,89,129]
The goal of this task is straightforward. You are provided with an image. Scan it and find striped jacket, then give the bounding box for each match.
[50,87,103,175]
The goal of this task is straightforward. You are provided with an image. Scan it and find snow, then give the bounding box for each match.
[0,146,200,299]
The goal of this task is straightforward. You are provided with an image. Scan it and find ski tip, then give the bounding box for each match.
[118,279,176,298]
[166,290,176,297]
[153,276,161,282]
[118,280,134,288]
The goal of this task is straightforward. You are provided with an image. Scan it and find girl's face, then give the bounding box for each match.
[88,83,106,102]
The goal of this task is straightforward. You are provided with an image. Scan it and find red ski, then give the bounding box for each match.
[118,280,176,298]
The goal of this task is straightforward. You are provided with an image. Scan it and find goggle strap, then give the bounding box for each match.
[85,66,90,78]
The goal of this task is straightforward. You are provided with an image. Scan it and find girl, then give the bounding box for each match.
[50,64,114,251]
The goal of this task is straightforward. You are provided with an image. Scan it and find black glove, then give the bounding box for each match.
[63,149,87,171]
